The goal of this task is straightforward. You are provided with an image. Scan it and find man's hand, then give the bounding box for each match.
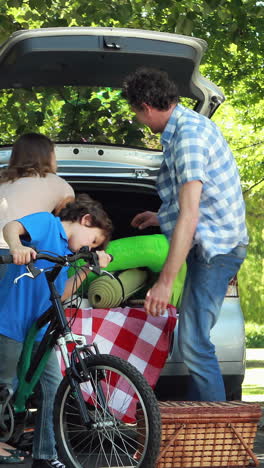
[10,246,37,265]
[144,279,172,316]
[131,211,159,230]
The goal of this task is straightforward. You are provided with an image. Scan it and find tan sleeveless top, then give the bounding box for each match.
[0,173,74,248]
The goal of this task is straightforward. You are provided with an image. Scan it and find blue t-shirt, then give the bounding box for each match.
[0,212,72,342]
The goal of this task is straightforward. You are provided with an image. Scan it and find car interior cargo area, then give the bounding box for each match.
[73,182,161,240]
[69,181,175,308]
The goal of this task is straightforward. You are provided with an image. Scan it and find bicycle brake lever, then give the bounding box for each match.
[82,250,114,277]
[88,264,101,276]
[14,263,43,284]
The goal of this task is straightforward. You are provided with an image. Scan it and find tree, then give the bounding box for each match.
[0,0,263,320]
[1,0,263,184]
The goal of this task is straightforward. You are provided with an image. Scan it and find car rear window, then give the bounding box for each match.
[0,85,196,148]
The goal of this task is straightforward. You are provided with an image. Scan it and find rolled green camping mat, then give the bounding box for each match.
[88,268,148,308]
[70,234,171,286]
[68,234,187,307]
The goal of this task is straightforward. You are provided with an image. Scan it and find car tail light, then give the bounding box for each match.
[226,275,239,297]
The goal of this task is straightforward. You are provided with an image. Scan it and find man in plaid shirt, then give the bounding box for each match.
[122,68,248,401]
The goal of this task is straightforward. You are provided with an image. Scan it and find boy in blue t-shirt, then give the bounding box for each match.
[0,194,113,468]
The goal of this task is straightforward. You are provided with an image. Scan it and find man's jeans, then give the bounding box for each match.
[178,245,247,401]
[0,335,62,460]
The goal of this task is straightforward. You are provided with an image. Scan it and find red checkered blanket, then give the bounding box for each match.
[57,306,177,421]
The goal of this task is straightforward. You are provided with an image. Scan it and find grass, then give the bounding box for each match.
[246,361,264,368]
[242,348,264,401]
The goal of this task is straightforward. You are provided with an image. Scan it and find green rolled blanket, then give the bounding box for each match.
[88,268,149,308]
[68,234,187,307]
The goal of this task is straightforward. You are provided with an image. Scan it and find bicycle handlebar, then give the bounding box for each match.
[0,247,113,269]
[0,254,13,264]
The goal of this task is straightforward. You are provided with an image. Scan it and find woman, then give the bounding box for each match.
[0,132,75,280]
[0,132,74,463]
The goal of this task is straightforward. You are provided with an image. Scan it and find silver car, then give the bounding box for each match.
[0,27,245,400]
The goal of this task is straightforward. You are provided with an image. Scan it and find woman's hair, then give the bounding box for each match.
[122,67,179,111]
[0,133,55,183]
[59,193,113,249]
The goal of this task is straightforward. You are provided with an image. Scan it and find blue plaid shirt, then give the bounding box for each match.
[157,104,248,261]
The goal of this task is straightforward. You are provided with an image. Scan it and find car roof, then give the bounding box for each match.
[0,27,224,116]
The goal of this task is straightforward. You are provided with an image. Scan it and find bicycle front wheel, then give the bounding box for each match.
[54,354,161,468]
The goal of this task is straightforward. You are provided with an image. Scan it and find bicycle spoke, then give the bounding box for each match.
[54,355,160,467]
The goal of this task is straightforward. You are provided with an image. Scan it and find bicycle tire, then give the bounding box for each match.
[0,402,15,443]
[54,354,161,468]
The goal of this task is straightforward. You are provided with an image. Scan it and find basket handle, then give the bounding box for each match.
[229,423,259,467]
[156,423,185,463]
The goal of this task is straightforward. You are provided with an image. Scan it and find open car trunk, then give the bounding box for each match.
[66,178,245,402]
[68,179,176,308]
[73,180,161,240]
[0,24,245,404]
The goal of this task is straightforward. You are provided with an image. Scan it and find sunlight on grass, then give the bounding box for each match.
[243,350,264,401]
[243,386,264,395]
[246,361,264,368]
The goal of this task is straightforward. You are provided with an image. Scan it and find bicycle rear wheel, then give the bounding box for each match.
[54,354,160,468]
[0,401,14,443]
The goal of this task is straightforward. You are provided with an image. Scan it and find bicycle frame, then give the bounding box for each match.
[13,264,92,421]
[0,249,162,467]
[14,307,61,413]
[0,247,114,444]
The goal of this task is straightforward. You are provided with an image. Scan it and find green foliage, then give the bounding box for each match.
[0,0,263,117]
[0,0,263,325]
[0,87,150,147]
[212,101,264,195]
[212,103,263,327]
[238,190,264,324]
[245,322,264,348]
[0,0,262,184]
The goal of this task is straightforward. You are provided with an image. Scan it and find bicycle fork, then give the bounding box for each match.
[57,335,112,428]
[57,335,93,427]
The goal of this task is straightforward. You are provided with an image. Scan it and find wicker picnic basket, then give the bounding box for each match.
[156,401,262,468]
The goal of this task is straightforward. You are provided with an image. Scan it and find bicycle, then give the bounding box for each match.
[0,248,161,467]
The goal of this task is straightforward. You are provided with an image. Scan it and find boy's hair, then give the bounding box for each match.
[59,193,113,249]
[0,133,55,183]
[122,67,179,111]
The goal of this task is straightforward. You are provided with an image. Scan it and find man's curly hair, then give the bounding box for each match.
[59,193,113,249]
[122,67,179,111]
